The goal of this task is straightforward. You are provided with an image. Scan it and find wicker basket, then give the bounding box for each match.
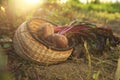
[13,18,74,65]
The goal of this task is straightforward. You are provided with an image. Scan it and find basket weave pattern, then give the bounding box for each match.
[13,19,73,64]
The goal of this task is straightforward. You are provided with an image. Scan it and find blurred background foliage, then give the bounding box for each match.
[0,0,120,27]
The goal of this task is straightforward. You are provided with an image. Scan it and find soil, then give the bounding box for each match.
[6,43,120,80]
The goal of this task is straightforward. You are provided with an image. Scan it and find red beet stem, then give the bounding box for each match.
[54,25,90,34]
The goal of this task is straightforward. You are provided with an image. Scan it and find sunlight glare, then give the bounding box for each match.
[1,6,5,12]
[10,0,44,15]
[24,0,40,5]
[59,0,68,3]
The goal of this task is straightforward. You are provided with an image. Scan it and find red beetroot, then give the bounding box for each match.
[37,23,54,39]
[51,34,68,48]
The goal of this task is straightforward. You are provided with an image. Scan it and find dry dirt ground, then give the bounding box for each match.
[7,46,120,80]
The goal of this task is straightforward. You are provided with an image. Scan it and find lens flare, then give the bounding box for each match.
[24,0,40,5]
[59,0,68,3]
[1,6,5,12]
[8,0,43,15]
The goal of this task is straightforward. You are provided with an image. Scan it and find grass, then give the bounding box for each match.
[66,1,120,13]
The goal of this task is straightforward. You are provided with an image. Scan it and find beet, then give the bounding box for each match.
[37,23,54,39]
[51,34,68,48]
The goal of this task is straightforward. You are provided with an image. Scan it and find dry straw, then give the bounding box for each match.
[13,18,74,65]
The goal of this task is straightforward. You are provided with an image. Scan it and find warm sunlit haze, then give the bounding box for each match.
[7,0,43,15]
[1,0,120,15]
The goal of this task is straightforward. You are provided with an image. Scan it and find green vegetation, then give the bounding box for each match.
[37,1,120,27]
[77,3,120,13]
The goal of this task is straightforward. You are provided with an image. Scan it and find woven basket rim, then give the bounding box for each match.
[26,17,75,51]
